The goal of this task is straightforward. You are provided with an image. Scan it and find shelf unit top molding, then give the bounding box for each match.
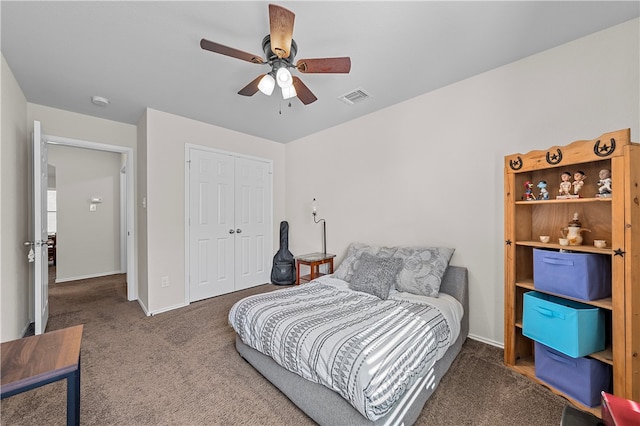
[505,129,632,173]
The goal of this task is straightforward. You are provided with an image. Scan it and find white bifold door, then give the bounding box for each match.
[188,148,272,302]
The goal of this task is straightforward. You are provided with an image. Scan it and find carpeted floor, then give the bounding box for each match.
[1,273,569,425]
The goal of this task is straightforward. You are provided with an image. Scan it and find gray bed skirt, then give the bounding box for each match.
[235,266,469,426]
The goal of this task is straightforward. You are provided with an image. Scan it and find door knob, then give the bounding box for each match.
[229,229,235,234]
[236,229,242,234]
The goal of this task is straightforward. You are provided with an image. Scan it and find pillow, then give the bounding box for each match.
[394,247,455,297]
[348,253,403,300]
[334,243,397,282]
[333,242,367,281]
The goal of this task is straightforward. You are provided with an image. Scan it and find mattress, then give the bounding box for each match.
[229,275,463,421]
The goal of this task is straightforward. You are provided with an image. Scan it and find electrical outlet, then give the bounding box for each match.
[161,276,169,288]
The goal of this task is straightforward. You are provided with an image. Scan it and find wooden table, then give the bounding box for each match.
[1,325,83,426]
[296,252,336,285]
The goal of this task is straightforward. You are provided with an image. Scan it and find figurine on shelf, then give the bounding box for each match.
[572,170,586,196]
[537,181,549,200]
[597,168,612,197]
[524,181,536,200]
[558,171,572,198]
[560,212,591,246]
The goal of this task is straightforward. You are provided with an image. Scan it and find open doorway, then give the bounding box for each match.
[43,134,136,300]
[48,145,123,284]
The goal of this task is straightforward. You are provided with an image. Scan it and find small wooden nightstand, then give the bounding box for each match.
[296,252,336,285]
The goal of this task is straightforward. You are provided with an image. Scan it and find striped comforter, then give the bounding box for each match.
[229,276,455,420]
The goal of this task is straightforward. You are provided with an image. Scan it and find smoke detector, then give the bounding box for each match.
[91,96,110,107]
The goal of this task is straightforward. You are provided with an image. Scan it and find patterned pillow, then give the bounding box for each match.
[334,243,397,282]
[394,247,455,297]
[333,242,367,281]
[348,253,403,300]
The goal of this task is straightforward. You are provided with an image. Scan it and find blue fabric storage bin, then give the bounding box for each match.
[533,248,611,301]
[535,341,612,407]
[523,291,605,358]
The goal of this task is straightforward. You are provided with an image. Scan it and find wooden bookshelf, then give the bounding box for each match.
[504,129,640,414]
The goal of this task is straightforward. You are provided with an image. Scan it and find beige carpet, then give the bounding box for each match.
[1,274,568,425]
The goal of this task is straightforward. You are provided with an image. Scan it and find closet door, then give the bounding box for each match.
[188,148,272,301]
[234,157,272,290]
[188,149,235,301]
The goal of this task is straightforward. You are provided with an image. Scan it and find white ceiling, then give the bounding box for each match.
[2,1,638,143]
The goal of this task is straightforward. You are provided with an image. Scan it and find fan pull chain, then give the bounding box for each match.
[278,101,293,115]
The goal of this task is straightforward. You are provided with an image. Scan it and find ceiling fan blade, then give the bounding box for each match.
[296,57,351,74]
[269,4,295,58]
[238,75,266,97]
[200,38,264,64]
[292,77,317,105]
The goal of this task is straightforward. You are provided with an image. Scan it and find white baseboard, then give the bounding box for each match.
[148,302,188,316]
[468,333,504,349]
[137,298,151,316]
[20,321,32,338]
[55,270,122,283]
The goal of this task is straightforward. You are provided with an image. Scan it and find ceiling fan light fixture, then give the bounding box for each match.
[258,73,276,96]
[281,85,297,100]
[276,67,293,88]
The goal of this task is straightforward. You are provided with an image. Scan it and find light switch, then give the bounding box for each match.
[90,204,97,212]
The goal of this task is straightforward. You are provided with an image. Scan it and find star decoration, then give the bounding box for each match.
[614,248,625,257]
[509,157,522,170]
[546,149,562,165]
[505,240,512,246]
[594,138,616,157]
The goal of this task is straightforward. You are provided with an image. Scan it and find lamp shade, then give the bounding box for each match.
[258,74,275,95]
[276,67,293,88]
[281,85,297,99]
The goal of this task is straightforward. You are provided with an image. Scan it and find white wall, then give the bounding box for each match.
[142,108,286,314]
[1,54,30,342]
[136,111,149,312]
[48,145,122,282]
[285,18,640,346]
[27,104,138,150]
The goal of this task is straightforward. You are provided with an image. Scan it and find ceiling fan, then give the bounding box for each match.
[200,3,351,105]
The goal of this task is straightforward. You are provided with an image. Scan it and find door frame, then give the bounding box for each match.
[44,134,137,301]
[184,143,273,305]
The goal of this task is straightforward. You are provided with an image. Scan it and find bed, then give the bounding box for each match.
[230,244,469,425]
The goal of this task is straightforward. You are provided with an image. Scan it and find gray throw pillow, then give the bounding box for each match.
[349,253,403,300]
[333,242,367,281]
[394,247,455,297]
[334,243,398,282]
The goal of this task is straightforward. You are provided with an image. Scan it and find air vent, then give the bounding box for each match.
[338,88,371,105]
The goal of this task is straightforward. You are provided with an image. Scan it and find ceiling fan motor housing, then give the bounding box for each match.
[262,35,297,66]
